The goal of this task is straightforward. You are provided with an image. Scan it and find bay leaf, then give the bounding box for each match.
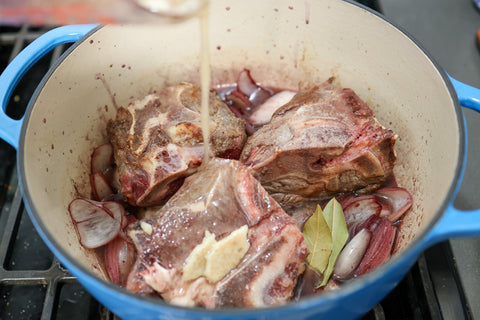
[318,198,349,287]
[303,205,332,274]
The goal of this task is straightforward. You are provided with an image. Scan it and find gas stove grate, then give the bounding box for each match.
[0,25,117,320]
[0,22,471,320]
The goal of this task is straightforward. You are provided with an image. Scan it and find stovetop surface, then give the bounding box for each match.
[1,0,480,319]
[381,0,480,319]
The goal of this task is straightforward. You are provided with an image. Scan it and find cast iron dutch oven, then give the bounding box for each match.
[1,0,480,319]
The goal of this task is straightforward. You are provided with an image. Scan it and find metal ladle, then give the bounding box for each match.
[132,0,207,18]
[0,0,207,25]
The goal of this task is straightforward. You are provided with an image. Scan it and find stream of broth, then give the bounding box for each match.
[199,2,211,165]
[136,0,211,163]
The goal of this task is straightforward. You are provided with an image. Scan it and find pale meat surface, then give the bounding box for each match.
[240,78,397,205]
[107,82,246,207]
[125,158,307,308]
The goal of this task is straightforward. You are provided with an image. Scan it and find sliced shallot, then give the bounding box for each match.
[333,228,371,280]
[337,193,356,209]
[249,86,274,107]
[237,69,261,97]
[102,201,126,227]
[236,69,273,108]
[247,90,297,126]
[226,90,252,113]
[343,195,381,235]
[91,172,114,201]
[354,218,397,276]
[374,187,413,222]
[91,143,113,174]
[355,214,380,234]
[104,236,136,286]
[68,198,121,249]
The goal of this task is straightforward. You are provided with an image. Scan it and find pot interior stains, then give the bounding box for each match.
[16,0,461,318]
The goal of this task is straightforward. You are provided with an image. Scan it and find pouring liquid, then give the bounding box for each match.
[133,0,211,165]
[199,3,211,165]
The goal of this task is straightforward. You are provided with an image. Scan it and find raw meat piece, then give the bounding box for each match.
[107,83,246,206]
[125,158,307,308]
[240,78,397,204]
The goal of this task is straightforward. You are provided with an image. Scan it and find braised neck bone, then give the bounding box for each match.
[107,82,246,207]
[240,78,397,204]
[125,158,307,308]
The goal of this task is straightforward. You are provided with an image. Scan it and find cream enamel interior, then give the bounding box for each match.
[22,0,459,278]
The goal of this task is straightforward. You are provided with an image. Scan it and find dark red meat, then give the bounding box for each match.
[125,158,307,308]
[240,77,397,205]
[107,83,247,207]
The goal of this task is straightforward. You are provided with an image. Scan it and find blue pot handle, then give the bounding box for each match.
[449,76,480,112]
[425,76,480,245]
[0,24,98,150]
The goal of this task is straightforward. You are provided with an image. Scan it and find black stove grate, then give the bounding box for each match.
[0,20,472,320]
[0,25,117,320]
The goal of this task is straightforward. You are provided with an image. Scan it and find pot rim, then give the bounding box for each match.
[16,0,466,316]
